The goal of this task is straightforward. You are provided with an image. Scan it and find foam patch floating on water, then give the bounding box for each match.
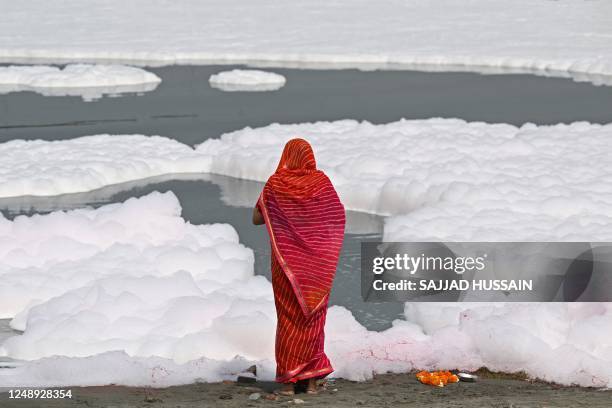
[209,69,286,92]
[0,191,278,383]
[196,118,612,241]
[0,191,256,320]
[0,64,161,101]
[0,134,207,198]
[2,118,612,240]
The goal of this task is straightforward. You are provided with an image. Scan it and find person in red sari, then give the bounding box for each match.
[253,138,345,395]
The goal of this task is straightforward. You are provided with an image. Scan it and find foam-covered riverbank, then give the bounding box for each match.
[0,193,611,388]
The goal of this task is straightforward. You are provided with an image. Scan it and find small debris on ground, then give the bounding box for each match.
[241,386,262,392]
[248,392,261,400]
[233,364,258,384]
[143,395,162,403]
[237,371,257,384]
[416,370,459,387]
[143,389,162,403]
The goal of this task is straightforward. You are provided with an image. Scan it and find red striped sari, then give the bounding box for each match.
[257,138,345,383]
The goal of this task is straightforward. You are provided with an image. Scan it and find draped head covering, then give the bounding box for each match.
[258,138,346,317]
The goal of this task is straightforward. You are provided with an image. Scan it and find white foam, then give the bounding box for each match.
[0,64,160,100]
[0,191,277,385]
[196,118,612,241]
[3,117,612,238]
[0,193,283,386]
[209,69,286,92]
[0,191,254,319]
[0,135,207,198]
[0,192,610,388]
[332,302,612,387]
[0,1,610,84]
[0,351,275,387]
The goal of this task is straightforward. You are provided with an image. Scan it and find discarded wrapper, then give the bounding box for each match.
[457,373,479,382]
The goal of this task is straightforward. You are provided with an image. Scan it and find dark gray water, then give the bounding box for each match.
[2,65,612,145]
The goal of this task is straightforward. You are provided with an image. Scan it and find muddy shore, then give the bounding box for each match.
[2,371,611,408]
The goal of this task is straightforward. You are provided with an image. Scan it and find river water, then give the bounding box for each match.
[3,65,612,145]
[1,65,611,332]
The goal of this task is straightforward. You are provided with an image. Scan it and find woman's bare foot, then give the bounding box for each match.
[276,383,295,396]
[306,378,318,394]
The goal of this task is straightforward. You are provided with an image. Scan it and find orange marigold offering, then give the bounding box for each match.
[415,370,459,387]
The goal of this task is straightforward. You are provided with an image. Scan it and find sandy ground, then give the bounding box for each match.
[1,371,611,408]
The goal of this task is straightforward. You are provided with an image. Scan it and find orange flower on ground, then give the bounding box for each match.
[415,370,459,387]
